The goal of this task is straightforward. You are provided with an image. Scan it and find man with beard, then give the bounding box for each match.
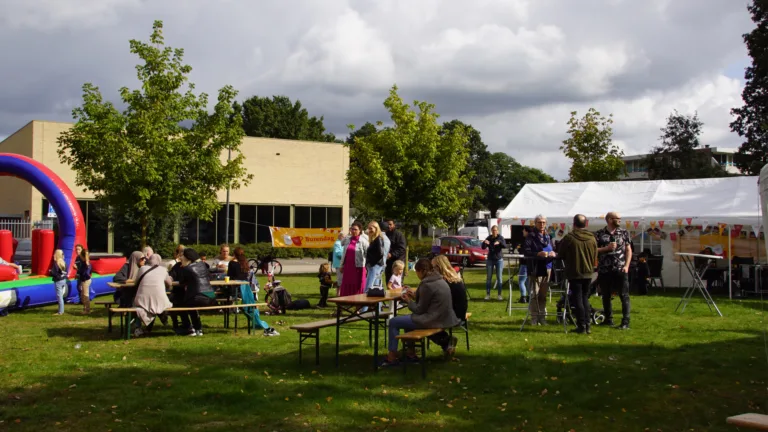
[595,212,633,330]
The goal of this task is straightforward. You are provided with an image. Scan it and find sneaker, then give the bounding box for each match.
[598,320,615,327]
[617,322,630,330]
[134,328,145,337]
[158,313,169,326]
[187,330,197,337]
[497,294,503,301]
[196,330,204,336]
[484,294,490,301]
[263,328,280,337]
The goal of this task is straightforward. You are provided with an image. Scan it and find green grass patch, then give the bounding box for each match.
[1,269,767,431]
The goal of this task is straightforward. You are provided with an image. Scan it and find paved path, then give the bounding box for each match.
[278,257,328,274]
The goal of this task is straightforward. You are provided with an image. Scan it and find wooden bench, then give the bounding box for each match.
[110,303,265,340]
[727,414,768,430]
[425,312,472,352]
[103,297,231,333]
[290,310,393,365]
[396,328,443,379]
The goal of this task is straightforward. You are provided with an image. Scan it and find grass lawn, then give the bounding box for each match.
[1,268,766,431]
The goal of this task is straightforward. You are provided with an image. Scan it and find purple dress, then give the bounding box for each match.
[339,236,367,297]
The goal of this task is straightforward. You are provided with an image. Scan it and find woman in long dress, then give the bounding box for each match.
[338,221,369,297]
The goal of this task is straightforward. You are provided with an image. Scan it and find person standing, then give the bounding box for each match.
[384,219,407,283]
[482,225,507,301]
[76,248,92,314]
[339,222,369,297]
[595,212,632,330]
[523,215,556,325]
[365,221,386,292]
[332,232,345,286]
[557,214,598,334]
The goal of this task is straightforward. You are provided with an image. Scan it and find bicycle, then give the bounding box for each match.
[247,254,283,275]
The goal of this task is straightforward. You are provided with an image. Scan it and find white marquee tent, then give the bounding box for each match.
[761,165,768,254]
[498,176,763,297]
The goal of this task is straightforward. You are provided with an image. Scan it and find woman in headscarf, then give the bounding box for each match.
[112,251,146,307]
[132,254,173,337]
[338,221,369,297]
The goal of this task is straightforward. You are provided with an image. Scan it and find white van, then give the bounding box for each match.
[459,218,511,240]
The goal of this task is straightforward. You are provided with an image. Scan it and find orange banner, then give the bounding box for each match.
[269,227,342,248]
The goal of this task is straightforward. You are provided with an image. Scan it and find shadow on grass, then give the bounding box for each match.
[4,329,767,432]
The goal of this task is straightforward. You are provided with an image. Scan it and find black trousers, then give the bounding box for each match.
[115,287,138,308]
[568,278,592,327]
[179,295,214,331]
[318,285,331,307]
[598,271,631,324]
[428,331,453,350]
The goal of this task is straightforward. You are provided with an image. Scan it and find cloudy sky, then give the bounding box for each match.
[0,0,754,179]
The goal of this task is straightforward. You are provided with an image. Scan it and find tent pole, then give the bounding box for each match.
[641,223,645,252]
[728,224,732,300]
[678,230,682,291]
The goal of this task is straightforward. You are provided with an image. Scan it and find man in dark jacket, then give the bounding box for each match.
[384,219,407,283]
[558,214,598,334]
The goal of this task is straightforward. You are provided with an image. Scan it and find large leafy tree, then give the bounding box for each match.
[346,85,472,227]
[57,20,252,247]
[731,0,768,175]
[560,108,625,182]
[235,95,336,142]
[441,120,490,212]
[644,111,727,180]
[479,153,556,217]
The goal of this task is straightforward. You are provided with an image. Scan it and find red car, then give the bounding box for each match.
[438,236,488,266]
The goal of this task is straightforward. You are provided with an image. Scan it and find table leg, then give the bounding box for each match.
[335,304,341,368]
[373,305,380,372]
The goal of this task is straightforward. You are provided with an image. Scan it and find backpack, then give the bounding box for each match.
[247,268,261,301]
[268,284,292,314]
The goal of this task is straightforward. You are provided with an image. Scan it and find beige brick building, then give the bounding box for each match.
[0,121,350,253]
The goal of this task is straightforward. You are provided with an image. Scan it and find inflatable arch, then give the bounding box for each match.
[0,153,86,277]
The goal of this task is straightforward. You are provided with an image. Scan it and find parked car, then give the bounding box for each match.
[13,239,31,268]
[438,236,488,266]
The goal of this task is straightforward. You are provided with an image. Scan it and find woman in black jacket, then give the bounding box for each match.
[365,221,386,291]
[482,225,507,301]
[177,248,215,337]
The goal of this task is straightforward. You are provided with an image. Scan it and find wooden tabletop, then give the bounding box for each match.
[328,289,404,306]
[107,280,248,289]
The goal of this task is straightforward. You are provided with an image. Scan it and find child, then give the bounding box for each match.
[387,260,405,290]
[317,262,333,308]
[77,248,92,314]
[50,249,68,315]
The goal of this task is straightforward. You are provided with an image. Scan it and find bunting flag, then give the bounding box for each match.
[676,218,683,228]
[701,221,709,230]
[560,223,566,230]
[552,223,558,230]
[670,232,677,241]
[585,219,589,228]
[718,223,727,235]
[633,221,639,229]
[658,221,665,229]
[686,218,692,225]
[521,219,526,226]
[529,219,534,227]
[753,224,762,237]
[625,221,631,229]
[650,221,657,229]
[734,224,743,236]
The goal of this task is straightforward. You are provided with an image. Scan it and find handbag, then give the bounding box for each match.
[366,272,385,297]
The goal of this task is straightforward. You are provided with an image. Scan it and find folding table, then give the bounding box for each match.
[674,252,723,316]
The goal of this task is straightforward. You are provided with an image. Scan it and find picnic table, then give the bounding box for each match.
[108,279,249,302]
[328,289,405,372]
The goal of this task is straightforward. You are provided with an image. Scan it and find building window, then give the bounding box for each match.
[43,199,109,253]
[198,218,216,245]
[217,204,235,245]
[295,206,311,228]
[295,206,343,229]
[239,205,257,244]
[328,207,342,228]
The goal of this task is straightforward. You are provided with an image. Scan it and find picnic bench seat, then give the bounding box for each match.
[425,312,472,351]
[103,297,232,333]
[727,413,768,430]
[396,328,443,378]
[110,303,265,340]
[290,310,394,365]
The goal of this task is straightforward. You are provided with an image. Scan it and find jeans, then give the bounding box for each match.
[362,264,384,313]
[518,265,528,297]
[486,258,504,295]
[54,279,67,314]
[598,271,631,324]
[568,278,592,327]
[388,315,418,352]
[528,271,550,324]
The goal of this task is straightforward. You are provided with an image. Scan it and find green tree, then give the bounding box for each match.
[479,153,556,217]
[644,111,727,180]
[730,0,768,175]
[346,122,378,145]
[235,95,336,142]
[560,108,625,182]
[346,85,472,227]
[441,120,490,212]
[57,20,252,247]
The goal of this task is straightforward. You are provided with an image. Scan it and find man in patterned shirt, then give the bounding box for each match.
[595,212,633,330]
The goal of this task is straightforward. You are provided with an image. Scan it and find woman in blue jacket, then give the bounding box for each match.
[332,232,344,286]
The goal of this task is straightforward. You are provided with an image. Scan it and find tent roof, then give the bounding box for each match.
[498,176,761,227]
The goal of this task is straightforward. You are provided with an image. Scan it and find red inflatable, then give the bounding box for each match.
[91,257,126,275]
[31,230,39,273]
[0,230,12,263]
[0,264,18,281]
[32,229,55,275]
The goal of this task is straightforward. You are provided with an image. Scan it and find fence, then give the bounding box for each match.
[0,219,54,240]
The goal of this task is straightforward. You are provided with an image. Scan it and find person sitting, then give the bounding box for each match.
[132,254,173,337]
[428,255,468,357]
[199,252,211,270]
[212,243,232,274]
[177,248,215,337]
[226,247,250,298]
[112,251,146,307]
[387,260,405,290]
[382,258,461,366]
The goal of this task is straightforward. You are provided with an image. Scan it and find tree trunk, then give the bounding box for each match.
[489,207,498,218]
[417,224,422,240]
[141,216,148,248]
